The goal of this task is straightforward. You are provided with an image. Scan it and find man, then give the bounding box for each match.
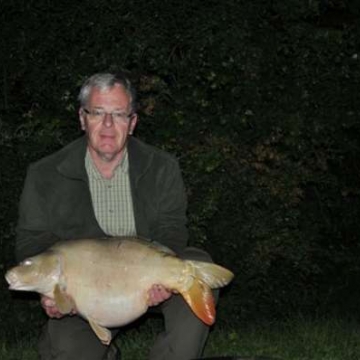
[16,72,214,360]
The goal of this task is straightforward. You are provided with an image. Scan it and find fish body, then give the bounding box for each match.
[6,237,234,344]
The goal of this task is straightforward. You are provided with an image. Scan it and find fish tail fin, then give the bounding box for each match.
[187,260,234,289]
[179,277,216,326]
[177,261,234,326]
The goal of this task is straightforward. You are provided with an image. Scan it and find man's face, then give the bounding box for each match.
[79,84,137,162]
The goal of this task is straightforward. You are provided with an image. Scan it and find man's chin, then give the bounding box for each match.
[98,151,118,162]
[88,142,125,163]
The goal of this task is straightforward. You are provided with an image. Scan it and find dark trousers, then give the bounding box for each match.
[38,247,218,360]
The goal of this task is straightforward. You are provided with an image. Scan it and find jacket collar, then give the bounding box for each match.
[57,135,153,184]
[128,136,153,187]
[57,136,88,180]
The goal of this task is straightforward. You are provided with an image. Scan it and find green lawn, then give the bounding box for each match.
[1,317,360,359]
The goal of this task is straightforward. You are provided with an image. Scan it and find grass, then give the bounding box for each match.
[1,316,360,359]
[204,316,360,359]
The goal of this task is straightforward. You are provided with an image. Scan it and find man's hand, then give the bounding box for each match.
[148,284,172,306]
[40,295,76,319]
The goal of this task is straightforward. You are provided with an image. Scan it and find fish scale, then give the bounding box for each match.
[5,236,234,345]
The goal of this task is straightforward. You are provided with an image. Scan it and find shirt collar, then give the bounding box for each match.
[57,136,153,184]
[85,148,129,180]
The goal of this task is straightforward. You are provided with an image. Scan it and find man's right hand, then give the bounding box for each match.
[40,295,76,318]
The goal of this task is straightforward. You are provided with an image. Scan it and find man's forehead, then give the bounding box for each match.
[87,84,131,104]
[91,83,127,95]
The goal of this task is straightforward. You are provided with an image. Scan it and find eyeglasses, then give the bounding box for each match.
[83,108,134,123]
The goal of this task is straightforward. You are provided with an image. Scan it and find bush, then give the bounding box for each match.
[1,0,360,335]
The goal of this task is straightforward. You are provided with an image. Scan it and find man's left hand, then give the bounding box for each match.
[148,284,172,306]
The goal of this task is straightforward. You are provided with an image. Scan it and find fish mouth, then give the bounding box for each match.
[6,280,34,291]
[5,271,15,286]
[4,271,27,290]
[6,281,20,290]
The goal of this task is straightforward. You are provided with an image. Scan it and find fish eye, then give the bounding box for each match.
[21,259,33,266]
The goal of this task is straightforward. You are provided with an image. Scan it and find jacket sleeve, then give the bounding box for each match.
[151,158,189,253]
[15,165,60,262]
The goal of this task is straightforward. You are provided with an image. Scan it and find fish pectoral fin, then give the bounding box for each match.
[179,277,215,326]
[88,319,112,345]
[53,284,75,314]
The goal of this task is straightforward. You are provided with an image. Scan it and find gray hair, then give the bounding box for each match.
[78,72,137,112]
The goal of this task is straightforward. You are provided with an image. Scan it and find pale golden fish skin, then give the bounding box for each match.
[6,237,234,339]
[53,238,185,327]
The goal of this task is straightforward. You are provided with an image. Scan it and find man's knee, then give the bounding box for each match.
[39,317,109,360]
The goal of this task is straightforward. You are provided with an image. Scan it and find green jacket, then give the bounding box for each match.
[16,136,188,261]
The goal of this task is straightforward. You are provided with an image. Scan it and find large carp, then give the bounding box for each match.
[5,237,234,344]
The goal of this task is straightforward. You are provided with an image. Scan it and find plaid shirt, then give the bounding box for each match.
[85,148,136,236]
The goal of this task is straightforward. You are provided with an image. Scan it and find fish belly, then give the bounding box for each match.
[57,238,183,327]
[79,291,149,327]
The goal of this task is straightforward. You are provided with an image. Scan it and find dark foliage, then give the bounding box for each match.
[0,0,359,340]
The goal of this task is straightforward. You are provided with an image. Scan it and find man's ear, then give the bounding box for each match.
[129,114,138,135]
[79,108,86,131]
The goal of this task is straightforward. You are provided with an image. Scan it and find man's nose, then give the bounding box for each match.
[103,113,114,127]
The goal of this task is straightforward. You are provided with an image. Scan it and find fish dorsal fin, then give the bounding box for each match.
[124,236,176,256]
[179,277,215,326]
[133,237,176,256]
[151,241,176,256]
[53,284,75,314]
[88,319,112,345]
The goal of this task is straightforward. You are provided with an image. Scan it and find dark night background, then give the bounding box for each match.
[0,0,360,343]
